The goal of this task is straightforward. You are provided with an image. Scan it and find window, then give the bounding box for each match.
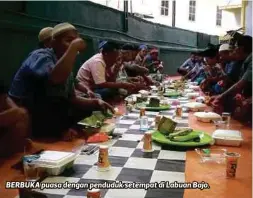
[161,0,169,16]
[216,7,222,26]
[189,0,196,21]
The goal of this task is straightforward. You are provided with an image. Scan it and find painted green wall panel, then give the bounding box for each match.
[160,49,191,74]
[0,1,219,87]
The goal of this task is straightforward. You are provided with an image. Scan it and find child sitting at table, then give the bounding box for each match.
[0,82,29,157]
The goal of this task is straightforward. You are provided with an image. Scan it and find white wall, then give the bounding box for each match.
[88,0,242,36]
[221,8,241,32]
[245,1,252,36]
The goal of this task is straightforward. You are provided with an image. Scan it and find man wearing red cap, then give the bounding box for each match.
[143,48,163,73]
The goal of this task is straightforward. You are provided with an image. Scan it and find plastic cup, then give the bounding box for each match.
[225,152,240,178]
[23,155,40,181]
[143,131,153,152]
[97,145,110,171]
[222,112,231,128]
[87,189,101,198]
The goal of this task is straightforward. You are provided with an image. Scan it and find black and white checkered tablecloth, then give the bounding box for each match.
[32,97,191,198]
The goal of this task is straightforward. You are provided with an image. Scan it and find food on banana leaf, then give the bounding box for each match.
[79,111,112,128]
[170,133,200,142]
[137,97,147,103]
[148,98,160,107]
[158,116,177,135]
[167,129,193,139]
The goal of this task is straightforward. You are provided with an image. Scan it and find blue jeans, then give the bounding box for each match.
[94,88,118,100]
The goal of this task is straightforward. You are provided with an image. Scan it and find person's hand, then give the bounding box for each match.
[140,67,149,74]
[97,99,115,113]
[87,90,96,98]
[70,38,87,52]
[234,93,243,101]
[211,95,223,107]
[120,82,136,90]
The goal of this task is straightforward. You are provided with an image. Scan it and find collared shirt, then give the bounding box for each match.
[9,48,76,107]
[76,53,106,90]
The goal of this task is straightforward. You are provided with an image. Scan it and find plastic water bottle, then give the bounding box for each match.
[140,116,149,131]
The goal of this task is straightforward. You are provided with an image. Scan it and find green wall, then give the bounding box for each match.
[0,1,219,87]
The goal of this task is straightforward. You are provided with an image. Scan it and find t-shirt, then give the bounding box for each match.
[240,54,252,97]
[9,48,57,104]
[225,61,243,83]
[143,55,160,73]
[117,63,129,82]
[9,48,75,108]
[180,58,196,70]
[135,53,144,65]
[76,53,106,90]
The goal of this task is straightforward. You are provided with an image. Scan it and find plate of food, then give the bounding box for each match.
[152,129,213,147]
[164,91,182,98]
[151,116,213,147]
[135,98,170,111]
[78,110,113,129]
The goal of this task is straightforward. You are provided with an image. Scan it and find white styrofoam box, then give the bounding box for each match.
[212,130,243,147]
[35,151,78,175]
[184,102,206,112]
[194,111,221,122]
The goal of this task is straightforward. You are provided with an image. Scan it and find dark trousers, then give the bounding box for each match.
[95,88,118,101]
[11,96,92,138]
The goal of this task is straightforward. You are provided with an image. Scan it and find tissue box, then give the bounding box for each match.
[212,130,243,147]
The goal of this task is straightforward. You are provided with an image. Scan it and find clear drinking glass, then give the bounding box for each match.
[140,116,149,131]
[222,112,231,128]
[23,155,40,181]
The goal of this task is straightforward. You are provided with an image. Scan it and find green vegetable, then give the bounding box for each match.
[167,129,193,139]
[171,133,200,142]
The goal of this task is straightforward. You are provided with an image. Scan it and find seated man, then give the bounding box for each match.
[0,83,29,157]
[113,44,152,93]
[9,23,113,140]
[76,41,136,101]
[198,48,224,94]
[183,54,204,81]
[135,44,148,66]
[121,44,150,78]
[177,52,198,76]
[143,49,163,74]
[213,44,243,94]
[38,27,53,49]
[211,35,252,123]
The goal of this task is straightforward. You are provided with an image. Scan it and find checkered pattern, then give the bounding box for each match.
[33,97,190,198]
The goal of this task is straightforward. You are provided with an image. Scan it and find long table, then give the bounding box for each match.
[0,85,251,198]
[32,97,192,198]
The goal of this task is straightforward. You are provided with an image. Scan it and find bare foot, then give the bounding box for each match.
[62,129,78,142]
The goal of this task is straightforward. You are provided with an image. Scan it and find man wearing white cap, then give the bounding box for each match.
[38,27,53,48]
[9,22,114,140]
